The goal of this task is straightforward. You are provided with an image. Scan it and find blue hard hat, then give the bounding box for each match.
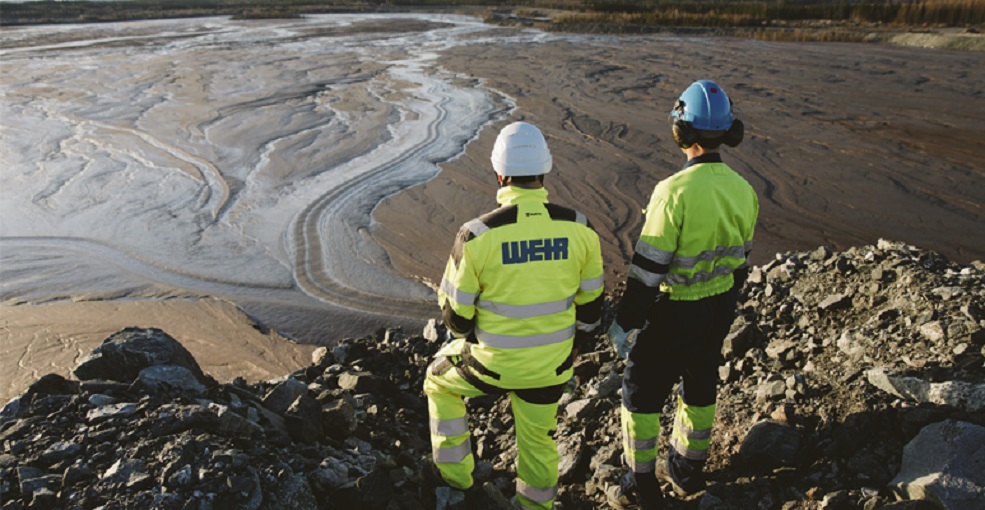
[670,80,734,131]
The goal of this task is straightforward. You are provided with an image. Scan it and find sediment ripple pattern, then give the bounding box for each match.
[0,15,517,332]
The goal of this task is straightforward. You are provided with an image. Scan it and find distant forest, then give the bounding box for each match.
[1,0,982,28]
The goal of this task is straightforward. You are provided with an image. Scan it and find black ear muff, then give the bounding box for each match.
[722,119,744,147]
[671,117,698,149]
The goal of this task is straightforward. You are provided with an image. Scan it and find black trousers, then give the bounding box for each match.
[622,286,739,413]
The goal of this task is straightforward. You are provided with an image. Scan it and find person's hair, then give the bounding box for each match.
[503,174,544,186]
[695,130,726,150]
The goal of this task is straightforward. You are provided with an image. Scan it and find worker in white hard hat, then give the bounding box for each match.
[424,121,605,509]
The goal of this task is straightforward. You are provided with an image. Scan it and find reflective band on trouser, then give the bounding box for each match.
[433,438,471,463]
[476,324,575,349]
[478,294,575,319]
[424,360,484,490]
[431,416,469,437]
[669,396,716,462]
[512,393,561,510]
[516,480,558,509]
[621,405,660,473]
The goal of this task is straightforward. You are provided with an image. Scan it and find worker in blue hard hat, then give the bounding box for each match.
[606,80,759,509]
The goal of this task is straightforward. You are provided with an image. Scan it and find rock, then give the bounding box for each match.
[309,457,349,492]
[836,332,865,360]
[261,377,308,415]
[338,371,381,393]
[1,374,80,425]
[137,364,208,395]
[73,328,209,385]
[919,321,947,343]
[284,394,323,443]
[311,346,334,367]
[866,368,985,413]
[563,399,597,421]
[146,404,218,436]
[101,458,153,489]
[890,420,985,509]
[557,433,586,482]
[588,369,622,400]
[39,441,81,466]
[435,486,467,510]
[423,318,442,342]
[0,394,26,426]
[26,373,80,396]
[354,469,393,509]
[63,464,96,486]
[818,293,850,311]
[738,421,801,472]
[268,471,317,509]
[756,379,787,404]
[722,318,761,360]
[211,403,264,439]
[321,399,357,439]
[86,402,137,423]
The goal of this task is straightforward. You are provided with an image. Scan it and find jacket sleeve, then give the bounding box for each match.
[438,226,480,338]
[616,189,679,330]
[574,230,605,351]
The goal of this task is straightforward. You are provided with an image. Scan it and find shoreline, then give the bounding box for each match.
[3,4,983,53]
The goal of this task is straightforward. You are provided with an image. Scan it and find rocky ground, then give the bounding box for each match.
[2,240,983,510]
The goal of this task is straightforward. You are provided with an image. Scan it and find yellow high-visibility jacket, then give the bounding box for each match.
[619,154,758,328]
[438,186,604,389]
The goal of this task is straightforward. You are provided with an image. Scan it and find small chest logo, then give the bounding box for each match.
[502,238,569,264]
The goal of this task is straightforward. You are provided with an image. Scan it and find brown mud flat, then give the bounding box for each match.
[373,35,985,292]
[0,300,316,405]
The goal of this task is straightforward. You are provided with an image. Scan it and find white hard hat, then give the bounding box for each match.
[490,122,552,177]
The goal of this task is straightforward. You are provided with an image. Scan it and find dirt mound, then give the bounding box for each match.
[2,240,983,509]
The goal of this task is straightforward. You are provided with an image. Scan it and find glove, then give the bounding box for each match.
[563,375,578,395]
[607,322,638,360]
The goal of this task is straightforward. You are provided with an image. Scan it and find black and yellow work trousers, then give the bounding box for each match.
[423,339,565,510]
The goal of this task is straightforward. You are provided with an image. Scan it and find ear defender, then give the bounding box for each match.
[722,119,744,147]
[671,99,698,149]
[672,117,698,149]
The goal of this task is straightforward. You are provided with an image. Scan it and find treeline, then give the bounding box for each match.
[1,0,389,26]
[571,0,985,28]
[2,0,983,27]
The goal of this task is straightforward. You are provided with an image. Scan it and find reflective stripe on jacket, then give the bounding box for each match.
[438,186,604,389]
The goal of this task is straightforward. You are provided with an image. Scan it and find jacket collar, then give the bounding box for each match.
[496,186,549,206]
[683,152,723,170]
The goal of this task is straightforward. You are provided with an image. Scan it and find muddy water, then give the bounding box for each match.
[1,15,983,362]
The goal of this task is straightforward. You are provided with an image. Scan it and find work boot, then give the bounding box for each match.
[422,460,447,489]
[605,473,636,509]
[482,482,520,510]
[655,453,706,497]
[606,471,664,509]
[422,460,471,509]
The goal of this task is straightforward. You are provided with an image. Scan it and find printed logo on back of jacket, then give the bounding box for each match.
[502,238,569,265]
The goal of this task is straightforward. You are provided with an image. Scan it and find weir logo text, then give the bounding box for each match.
[502,238,569,265]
